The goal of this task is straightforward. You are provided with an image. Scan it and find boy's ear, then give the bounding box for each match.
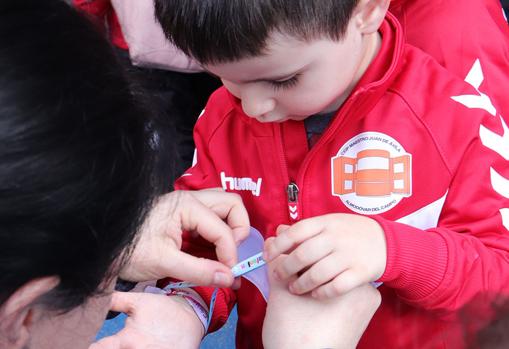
[0,276,60,349]
[353,0,390,34]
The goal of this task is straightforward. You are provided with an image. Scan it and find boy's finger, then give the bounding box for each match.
[264,218,324,261]
[288,253,344,295]
[262,237,276,260]
[276,224,290,235]
[272,233,332,281]
[311,269,361,299]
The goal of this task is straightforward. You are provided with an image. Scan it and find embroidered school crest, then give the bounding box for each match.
[331,132,412,214]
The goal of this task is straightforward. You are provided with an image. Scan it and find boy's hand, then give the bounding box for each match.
[263,213,387,299]
[89,291,204,349]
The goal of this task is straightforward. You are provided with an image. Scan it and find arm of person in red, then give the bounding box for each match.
[72,0,128,49]
[73,0,111,27]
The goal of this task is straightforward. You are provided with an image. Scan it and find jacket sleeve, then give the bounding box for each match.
[377,110,509,316]
[160,102,238,332]
[73,0,111,28]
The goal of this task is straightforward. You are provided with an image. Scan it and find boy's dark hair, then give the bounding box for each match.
[0,0,159,311]
[154,0,360,64]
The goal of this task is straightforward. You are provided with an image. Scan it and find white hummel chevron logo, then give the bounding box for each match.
[491,168,509,199]
[451,59,496,116]
[480,117,509,161]
[451,59,509,231]
[289,206,297,213]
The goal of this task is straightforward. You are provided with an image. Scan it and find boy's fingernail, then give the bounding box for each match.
[289,283,297,294]
[234,234,244,245]
[213,272,231,286]
[264,247,275,260]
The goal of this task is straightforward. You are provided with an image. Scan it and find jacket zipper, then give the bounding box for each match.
[276,124,301,221]
[287,182,300,221]
[277,91,364,222]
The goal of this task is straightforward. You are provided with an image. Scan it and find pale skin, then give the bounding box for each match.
[264,215,387,300]
[0,189,248,349]
[262,256,381,349]
[90,292,204,349]
[121,189,250,286]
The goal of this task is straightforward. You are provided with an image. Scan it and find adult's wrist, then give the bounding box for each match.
[167,289,208,337]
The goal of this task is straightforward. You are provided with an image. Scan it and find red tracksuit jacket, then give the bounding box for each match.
[389,0,509,119]
[171,13,509,349]
[73,0,128,49]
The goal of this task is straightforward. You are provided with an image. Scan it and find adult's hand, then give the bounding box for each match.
[90,291,203,349]
[262,256,381,349]
[119,189,250,287]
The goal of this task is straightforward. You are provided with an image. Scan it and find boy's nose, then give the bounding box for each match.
[241,97,276,118]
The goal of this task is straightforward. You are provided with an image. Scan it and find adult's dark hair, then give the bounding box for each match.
[154,0,360,64]
[0,0,158,311]
[474,305,509,348]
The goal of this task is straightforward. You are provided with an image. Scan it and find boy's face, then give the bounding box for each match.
[205,20,374,123]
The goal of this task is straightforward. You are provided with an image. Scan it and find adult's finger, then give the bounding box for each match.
[191,189,250,244]
[163,249,234,287]
[89,335,124,349]
[179,192,240,267]
[106,291,141,315]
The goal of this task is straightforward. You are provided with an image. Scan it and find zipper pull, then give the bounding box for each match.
[287,182,300,221]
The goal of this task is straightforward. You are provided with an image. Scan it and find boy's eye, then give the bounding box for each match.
[268,74,300,91]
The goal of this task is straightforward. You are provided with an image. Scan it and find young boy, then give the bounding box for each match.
[152,0,509,348]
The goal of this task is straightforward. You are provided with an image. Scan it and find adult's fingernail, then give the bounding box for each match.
[232,277,242,290]
[213,272,231,286]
